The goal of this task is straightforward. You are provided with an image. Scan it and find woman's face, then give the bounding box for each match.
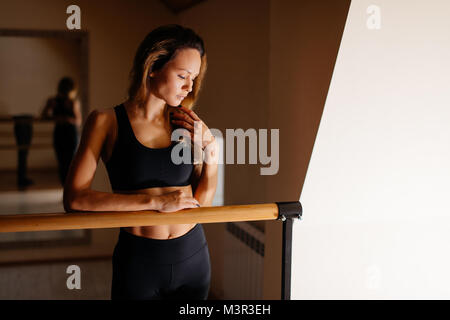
[148,48,201,107]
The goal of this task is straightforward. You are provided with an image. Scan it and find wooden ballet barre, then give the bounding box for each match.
[0,202,302,233]
[0,132,54,138]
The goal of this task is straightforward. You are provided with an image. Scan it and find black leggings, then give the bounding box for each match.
[13,115,33,182]
[111,224,211,300]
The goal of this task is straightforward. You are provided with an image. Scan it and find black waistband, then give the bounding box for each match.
[115,224,207,264]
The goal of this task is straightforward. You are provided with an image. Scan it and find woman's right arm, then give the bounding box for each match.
[63,109,200,213]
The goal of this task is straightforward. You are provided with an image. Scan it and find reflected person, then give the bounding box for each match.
[41,77,82,185]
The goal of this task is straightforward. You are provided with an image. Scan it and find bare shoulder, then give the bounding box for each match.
[85,107,115,128]
[80,107,118,161]
[77,107,116,146]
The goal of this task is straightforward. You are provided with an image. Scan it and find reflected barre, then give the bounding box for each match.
[0,116,54,123]
[0,116,55,150]
[0,144,53,150]
[0,202,302,233]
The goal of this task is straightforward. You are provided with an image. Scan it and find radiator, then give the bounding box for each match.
[223,221,265,300]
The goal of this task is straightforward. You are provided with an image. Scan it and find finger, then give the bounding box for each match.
[170,111,195,126]
[171,112,208,143]
[178,105,202,122]
[183,199,199,208]
[187,196,200,204]
[171,113,201,132]
[171,119,194,132]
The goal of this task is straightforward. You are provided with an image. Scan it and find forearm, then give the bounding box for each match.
[64,189,159,213]
[193,146,218,207]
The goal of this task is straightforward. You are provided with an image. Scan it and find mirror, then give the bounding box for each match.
[0,29,90,260]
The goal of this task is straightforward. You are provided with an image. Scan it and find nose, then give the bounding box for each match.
[184,79,193,93]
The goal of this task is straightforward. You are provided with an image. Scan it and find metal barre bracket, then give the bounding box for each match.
[275,201,302,221]
[277,201,302,300]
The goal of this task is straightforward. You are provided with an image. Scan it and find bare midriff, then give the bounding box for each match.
[114,184,196,240]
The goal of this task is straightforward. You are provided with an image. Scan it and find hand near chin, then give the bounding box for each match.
[169,105,215,150]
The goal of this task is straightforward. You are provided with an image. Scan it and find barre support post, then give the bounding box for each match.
[276,201,302,300]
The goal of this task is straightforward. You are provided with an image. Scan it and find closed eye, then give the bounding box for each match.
[178,75,196,81]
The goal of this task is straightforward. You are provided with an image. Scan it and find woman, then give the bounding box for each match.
[63,24,218,300]
[41,77,82,185]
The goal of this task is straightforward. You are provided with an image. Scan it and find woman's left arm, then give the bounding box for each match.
[72,99,82,127]
[171,106,218,207]
[192,141,218,206]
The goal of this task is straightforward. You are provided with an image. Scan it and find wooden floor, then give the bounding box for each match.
[0,168,61,192]
[0,257,219,299]
[0,258,112,300]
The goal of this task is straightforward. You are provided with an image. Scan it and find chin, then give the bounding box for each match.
[167,97,183,107]
[167,100,179,107]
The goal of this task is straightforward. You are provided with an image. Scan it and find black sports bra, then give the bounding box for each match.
[105,103,194,191]
[52,96,76,118]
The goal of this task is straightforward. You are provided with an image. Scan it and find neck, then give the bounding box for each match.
[126,94,168,123]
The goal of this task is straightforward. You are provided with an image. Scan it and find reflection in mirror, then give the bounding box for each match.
[0,31,90,259]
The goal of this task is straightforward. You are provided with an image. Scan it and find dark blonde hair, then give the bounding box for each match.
[127,24,207,110]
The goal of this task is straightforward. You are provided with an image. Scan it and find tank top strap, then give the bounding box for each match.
[113,103,134,142]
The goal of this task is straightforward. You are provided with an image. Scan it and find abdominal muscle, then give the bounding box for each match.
[115,184,196,240]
